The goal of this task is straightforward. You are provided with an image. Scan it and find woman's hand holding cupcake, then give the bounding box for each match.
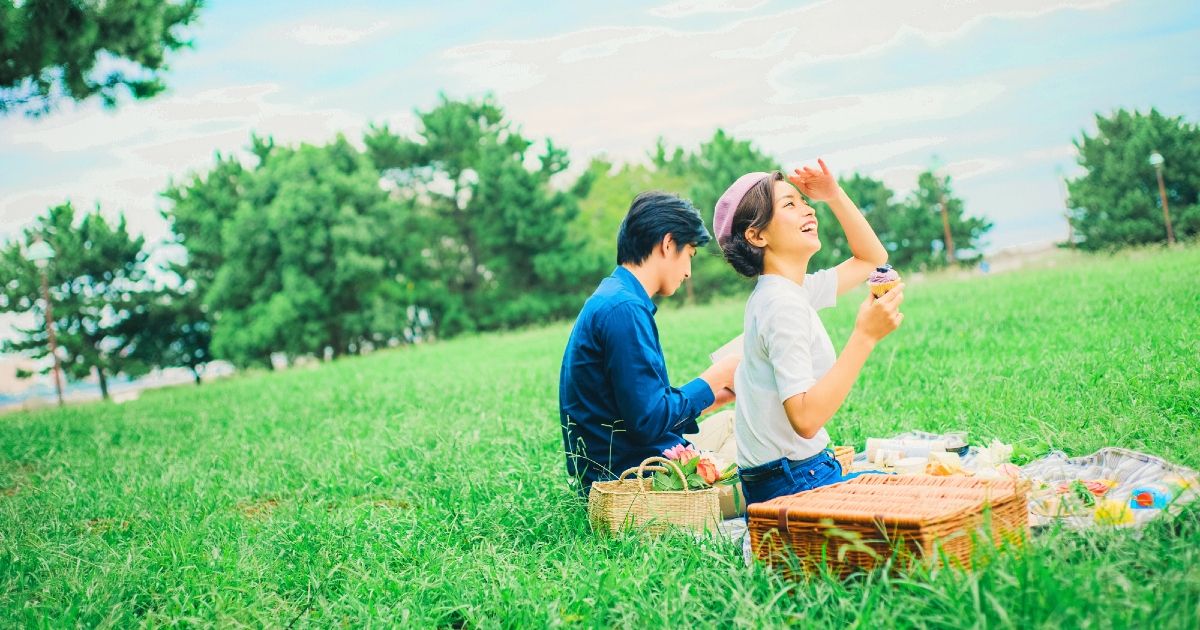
[855,282,905,343]
[868,264,901,298]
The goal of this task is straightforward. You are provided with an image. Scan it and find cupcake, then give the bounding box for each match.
[868,264,901,298]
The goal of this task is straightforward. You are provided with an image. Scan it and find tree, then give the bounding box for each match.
[159,151,248,370]
[366,95,596,334]
[807,173,902,271]
[199,135,407,367]
[120,284,212,385]
[657,130,780,300]
[0,202,150,399]
[1067,109,1200,250]
[886,171,992,270]
[0,0,203,116]
[659,130,780,234]
[571,158,688,273]
[162,151,251,297]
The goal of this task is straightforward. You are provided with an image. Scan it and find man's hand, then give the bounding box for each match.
[788,158,841,202]
[701,386,736,415]
[700,353,740,398]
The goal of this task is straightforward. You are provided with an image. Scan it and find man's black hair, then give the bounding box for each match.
[615,191,712,265]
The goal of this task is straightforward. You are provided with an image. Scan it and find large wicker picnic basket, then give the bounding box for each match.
[588,457,722,535]
[748,475,1030,578]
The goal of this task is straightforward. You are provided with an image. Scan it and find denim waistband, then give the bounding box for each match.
[740,449,834,481]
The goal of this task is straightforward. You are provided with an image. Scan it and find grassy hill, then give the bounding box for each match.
[2,245,1198,627]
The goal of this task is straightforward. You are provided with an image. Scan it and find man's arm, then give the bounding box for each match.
[603,302,716,444]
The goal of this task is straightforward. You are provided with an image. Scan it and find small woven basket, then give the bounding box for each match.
[748,475,1030,578]
[588,456,722,536]
[834,445,855,472]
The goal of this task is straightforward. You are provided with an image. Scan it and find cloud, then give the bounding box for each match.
[252,9,408,49]
[288,22,392,47]
[812,136,948,172]
[874,156,1008,195]
[0,82,414,245]
[649,0,769,19]
[748,81,1009,161]
[441,46,546,95]
[437,0,1114,165]
[559,28,668,63]
[713,28,798,60]
[1021,143,1079,164]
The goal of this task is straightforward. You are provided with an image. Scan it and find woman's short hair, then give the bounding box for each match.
[719,171,784,277]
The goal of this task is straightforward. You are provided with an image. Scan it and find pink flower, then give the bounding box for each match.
[697,457,720,484]
[663,444,700,462]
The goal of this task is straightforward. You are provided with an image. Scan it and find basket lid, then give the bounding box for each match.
[747,475,1026,530]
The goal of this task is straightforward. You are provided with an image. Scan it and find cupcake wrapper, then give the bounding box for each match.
[869,280,900,297]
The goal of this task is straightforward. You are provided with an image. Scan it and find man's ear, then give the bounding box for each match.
[660,233,676,256]
[745,227,767,248]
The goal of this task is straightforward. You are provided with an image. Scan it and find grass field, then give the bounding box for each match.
[2,245,1199,628]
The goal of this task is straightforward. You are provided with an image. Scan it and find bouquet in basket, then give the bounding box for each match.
[654,444,738,491]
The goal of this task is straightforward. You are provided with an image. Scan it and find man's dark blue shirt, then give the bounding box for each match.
[559,266,715,493]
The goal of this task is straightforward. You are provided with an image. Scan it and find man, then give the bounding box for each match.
[559,191,739,494]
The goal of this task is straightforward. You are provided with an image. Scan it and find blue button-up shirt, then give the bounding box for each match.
[559,266,715,493]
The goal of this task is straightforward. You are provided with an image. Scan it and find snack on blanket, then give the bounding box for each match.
[925,451,969,476]
[1095,499,1134,526]
[1031,479,1116,517]
[895,457,927,475]
[1129,485,1172,509]
[1057,479,1115,499]
[868,264,901,298]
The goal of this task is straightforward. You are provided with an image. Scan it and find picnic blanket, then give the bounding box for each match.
[718,432,1200,558]
[854,431,1200,529]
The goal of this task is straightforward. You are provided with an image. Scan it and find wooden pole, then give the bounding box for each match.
[1154,164,1175,245]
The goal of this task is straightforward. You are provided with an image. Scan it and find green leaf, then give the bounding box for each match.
[654,471,683,491]
[679,457,699,475]
[651,473,668,492]
[717,463,738,481]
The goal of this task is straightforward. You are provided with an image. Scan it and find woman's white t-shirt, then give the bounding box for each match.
[734,269,838,468]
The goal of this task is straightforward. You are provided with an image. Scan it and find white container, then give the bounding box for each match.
[895,457,928,475]
[865,438,947,462]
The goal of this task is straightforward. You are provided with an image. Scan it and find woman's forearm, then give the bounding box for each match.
[828,189,887,264]
[782,331,876,438]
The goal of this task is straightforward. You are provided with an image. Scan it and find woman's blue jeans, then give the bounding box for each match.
[740,449,877,519]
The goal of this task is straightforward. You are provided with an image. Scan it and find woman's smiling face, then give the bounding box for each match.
[760,179,821,258]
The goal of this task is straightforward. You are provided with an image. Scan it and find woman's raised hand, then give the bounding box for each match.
[788,158,841,202]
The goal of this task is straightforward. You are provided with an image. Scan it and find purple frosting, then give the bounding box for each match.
[868,265,900,284]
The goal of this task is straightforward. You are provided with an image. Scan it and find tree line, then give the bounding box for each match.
[3,98,1196,397]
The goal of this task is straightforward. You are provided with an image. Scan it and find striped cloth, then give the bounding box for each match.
[854,431,1199,529]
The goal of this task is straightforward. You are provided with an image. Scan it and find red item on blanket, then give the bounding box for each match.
[1056,480,1113,496]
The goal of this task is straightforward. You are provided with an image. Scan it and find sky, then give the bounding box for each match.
[1,0,1199,342]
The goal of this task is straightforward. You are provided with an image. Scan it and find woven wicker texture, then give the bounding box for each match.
[834,445,854,472]
[588,457,721,536]
[748,475,1030,578]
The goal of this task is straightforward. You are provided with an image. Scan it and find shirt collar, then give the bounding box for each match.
[756,273,808,297]
[613,266,657,314]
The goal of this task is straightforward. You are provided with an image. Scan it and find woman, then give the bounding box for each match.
[712,159,904,506]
